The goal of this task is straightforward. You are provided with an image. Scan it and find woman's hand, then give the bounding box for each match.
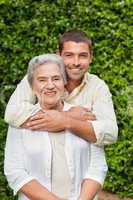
[79,179,101,200]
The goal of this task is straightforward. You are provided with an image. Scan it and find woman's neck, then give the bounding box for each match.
[40,100,64,111]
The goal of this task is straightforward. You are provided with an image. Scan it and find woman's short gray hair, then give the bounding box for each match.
[27,53,67,87]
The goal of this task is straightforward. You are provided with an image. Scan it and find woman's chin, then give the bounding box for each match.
[40,99,63,110]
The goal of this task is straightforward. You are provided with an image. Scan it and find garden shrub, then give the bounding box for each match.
[0,0,132,199]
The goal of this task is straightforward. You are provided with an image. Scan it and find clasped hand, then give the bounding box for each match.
[21,106,96,131]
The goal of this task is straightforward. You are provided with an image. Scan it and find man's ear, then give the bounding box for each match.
[90,51,93,64]
[55,50,60,55]
[89,55,93,64]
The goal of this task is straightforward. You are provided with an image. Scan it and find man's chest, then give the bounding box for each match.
[64,85,97,109]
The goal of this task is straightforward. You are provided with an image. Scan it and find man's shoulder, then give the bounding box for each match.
[86,73,111,95]
[86,73,102,81]
[86,73,106,87]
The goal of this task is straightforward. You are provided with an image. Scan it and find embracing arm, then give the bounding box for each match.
[65,82,118,145]
[64,111,97,143]
[4,75,36,127]
[4,126,61,200]
[23,108,97,143]
[90,81,118,145]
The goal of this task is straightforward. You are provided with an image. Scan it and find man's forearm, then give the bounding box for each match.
[64,114,97,143]
[79,179,101,200]
[20,108,97,143]
[20,179,61,200]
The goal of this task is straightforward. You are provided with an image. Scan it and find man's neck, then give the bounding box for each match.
[65,79,82,93]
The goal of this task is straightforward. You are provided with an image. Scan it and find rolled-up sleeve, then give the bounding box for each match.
[4,75,36,127]
[4,126,35,195]
[91,81,118,146]
[84,144,108,186]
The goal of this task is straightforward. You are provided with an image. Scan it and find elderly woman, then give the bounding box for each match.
[4,54,107,200]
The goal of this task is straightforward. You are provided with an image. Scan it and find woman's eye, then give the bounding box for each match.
[39,79,45,82]
[53,78,60,81]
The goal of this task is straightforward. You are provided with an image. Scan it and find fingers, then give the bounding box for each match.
[22,113,48,130]
[30,125,62,132]
[29,123,47,131]
[20,117,34,128]
[30,112,46,121]
[69,106,91,112]
[31,118,45,126]
[83,107,91,112]
[24,120,48,131]
[21,120,30,128]
[80,111,96,120]
[84,113,96,121]
[21,112,46,129]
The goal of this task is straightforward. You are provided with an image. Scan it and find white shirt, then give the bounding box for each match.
[49,132,72,198]
[4,103,107,200]
[4,73,118,146]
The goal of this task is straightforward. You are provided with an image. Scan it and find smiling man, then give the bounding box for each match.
[62,41,92,83]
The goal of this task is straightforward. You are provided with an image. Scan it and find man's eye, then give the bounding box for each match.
[65,54,72,57]
[80,54,88,58]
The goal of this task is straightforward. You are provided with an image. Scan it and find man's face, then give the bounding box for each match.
[60,41,92,81]
[32,62,64,109]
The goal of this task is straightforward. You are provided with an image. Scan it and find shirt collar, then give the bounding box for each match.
[63,72,88,101]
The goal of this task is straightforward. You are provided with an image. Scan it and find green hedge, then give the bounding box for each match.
[0,0,133,199]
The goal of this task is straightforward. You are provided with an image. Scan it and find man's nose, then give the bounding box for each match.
[73,56,80,66]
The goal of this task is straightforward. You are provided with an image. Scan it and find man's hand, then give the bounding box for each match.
[66,106,96,121]
[21,110,67,132]
[20,106,96,132]
[21,110,44,129]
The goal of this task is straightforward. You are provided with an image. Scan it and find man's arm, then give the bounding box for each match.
[65,112,97,143]
[4,126,61,200]
[64,82,118,145]
[21,108,97,143]
[4,75,36,127]
[90,81,118,145]
[23,81,118,146]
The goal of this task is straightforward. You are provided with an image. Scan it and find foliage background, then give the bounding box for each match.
[0,0,132,199]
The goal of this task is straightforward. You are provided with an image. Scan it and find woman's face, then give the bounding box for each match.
[32,62,64,109]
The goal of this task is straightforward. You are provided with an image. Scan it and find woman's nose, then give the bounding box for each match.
[46,80,55,89]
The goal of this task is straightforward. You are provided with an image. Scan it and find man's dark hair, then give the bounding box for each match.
[59,30,93,55]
